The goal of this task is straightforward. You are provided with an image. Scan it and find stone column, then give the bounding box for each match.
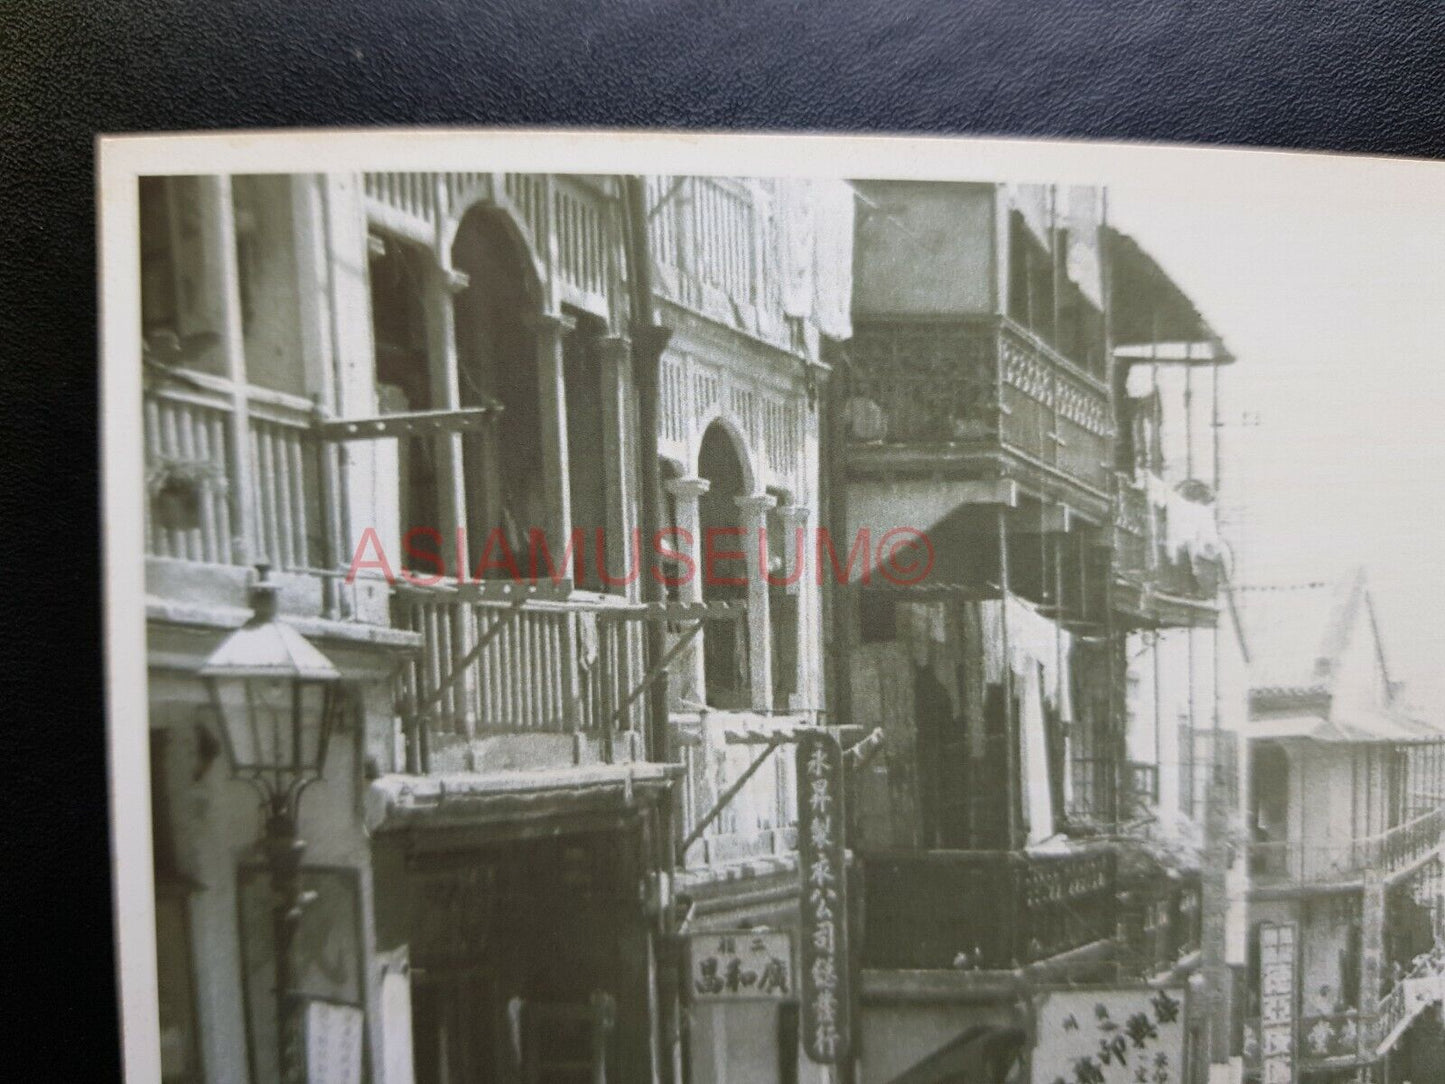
[423,262,478,736]
[527,312,582,736]
[196,175,255,566]
[423,263,471,576]
[528,311,575,557]
[598,335,635,589]
[664,476,710,706]
[736,493,778,713]
[776,503,811,710]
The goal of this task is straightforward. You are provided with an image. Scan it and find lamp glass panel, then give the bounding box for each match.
[295,681,331,775]
[210,674,291,774]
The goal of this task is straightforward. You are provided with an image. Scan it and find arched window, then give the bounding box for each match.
[698,421,750,708]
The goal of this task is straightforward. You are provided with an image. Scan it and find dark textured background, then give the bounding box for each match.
[3,0,1444,1075]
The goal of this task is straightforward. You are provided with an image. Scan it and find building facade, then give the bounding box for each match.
[1238,572,1445,1084]
[829,181,1248,1083]
[138,168,1445,1084]
[140,171,851,1084]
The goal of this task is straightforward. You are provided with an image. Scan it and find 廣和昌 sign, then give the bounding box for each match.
[688,930,794,1001]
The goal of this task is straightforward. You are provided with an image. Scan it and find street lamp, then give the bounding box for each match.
[201,564,344,1084]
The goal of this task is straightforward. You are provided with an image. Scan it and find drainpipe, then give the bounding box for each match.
[620,174,680,1084]
[621,176,674,767]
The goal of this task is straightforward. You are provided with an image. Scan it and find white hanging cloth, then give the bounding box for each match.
[981,595,1074,724]
[1018,663,1056,845]
[811,179,856,340]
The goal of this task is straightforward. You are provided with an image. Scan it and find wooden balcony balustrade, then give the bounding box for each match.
[363,172,615,318]
[392,582,652,767]
[1113,478,1153,581]
[845,316,1115,494]
[1375,949,1445,1056]
[860,846,1118,971]
[645,176,789,346]
[144,376,329,573]
[1113,473,1221,610]
[1248,806,1445,887]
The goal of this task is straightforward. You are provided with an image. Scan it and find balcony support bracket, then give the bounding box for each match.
[678,736,785,860]
[315,405,502,442]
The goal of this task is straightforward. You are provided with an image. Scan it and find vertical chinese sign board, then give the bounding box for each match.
[798,729,850,1065]
[1259,922,1297,1084]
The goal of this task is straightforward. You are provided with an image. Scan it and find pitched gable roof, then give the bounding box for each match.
[1237,569,1367,698]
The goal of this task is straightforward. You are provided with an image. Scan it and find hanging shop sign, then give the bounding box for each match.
[688,930,794,1001]
[1031,985,1188,1084]
[797,728,850,1065]
[1258,922,1298,1084]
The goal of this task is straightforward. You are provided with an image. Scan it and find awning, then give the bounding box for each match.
[1106,226,1233,364]
[1251,708,1445,744]
[366,763,681,833]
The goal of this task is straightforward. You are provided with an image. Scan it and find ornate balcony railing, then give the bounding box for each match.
[1116,871,1201,979]
[1248,806,1445,886]
[845,316,1115,493]
[860,846,1117,971]
[1376,951,1445,1055]
[392,581,651,772]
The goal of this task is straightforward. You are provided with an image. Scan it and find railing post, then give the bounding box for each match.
[1361,869,1385,1024]
[1008,855,1025,968]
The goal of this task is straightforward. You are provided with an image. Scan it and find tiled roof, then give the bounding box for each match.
[1237,571,1365,696]
[1248,708,1442,744]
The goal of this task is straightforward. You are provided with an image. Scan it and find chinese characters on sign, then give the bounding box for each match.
[1259,922,1297,1084]
[689,931,794,1001]
[797,729,849,1065]
[1032,987,1186,1084]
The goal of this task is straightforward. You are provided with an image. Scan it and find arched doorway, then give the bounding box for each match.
[1250,743,1290,879]
[451,208,544,573]
[698,421,750,708]
[451,205,610,586]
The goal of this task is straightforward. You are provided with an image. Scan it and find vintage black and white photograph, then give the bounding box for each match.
[100,132,1445,1084]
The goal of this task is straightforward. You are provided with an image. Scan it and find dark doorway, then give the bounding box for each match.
[370,237,440,573]
[403,827,654,1083]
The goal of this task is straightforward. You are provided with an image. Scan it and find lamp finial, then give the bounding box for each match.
[248,562,280,623]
